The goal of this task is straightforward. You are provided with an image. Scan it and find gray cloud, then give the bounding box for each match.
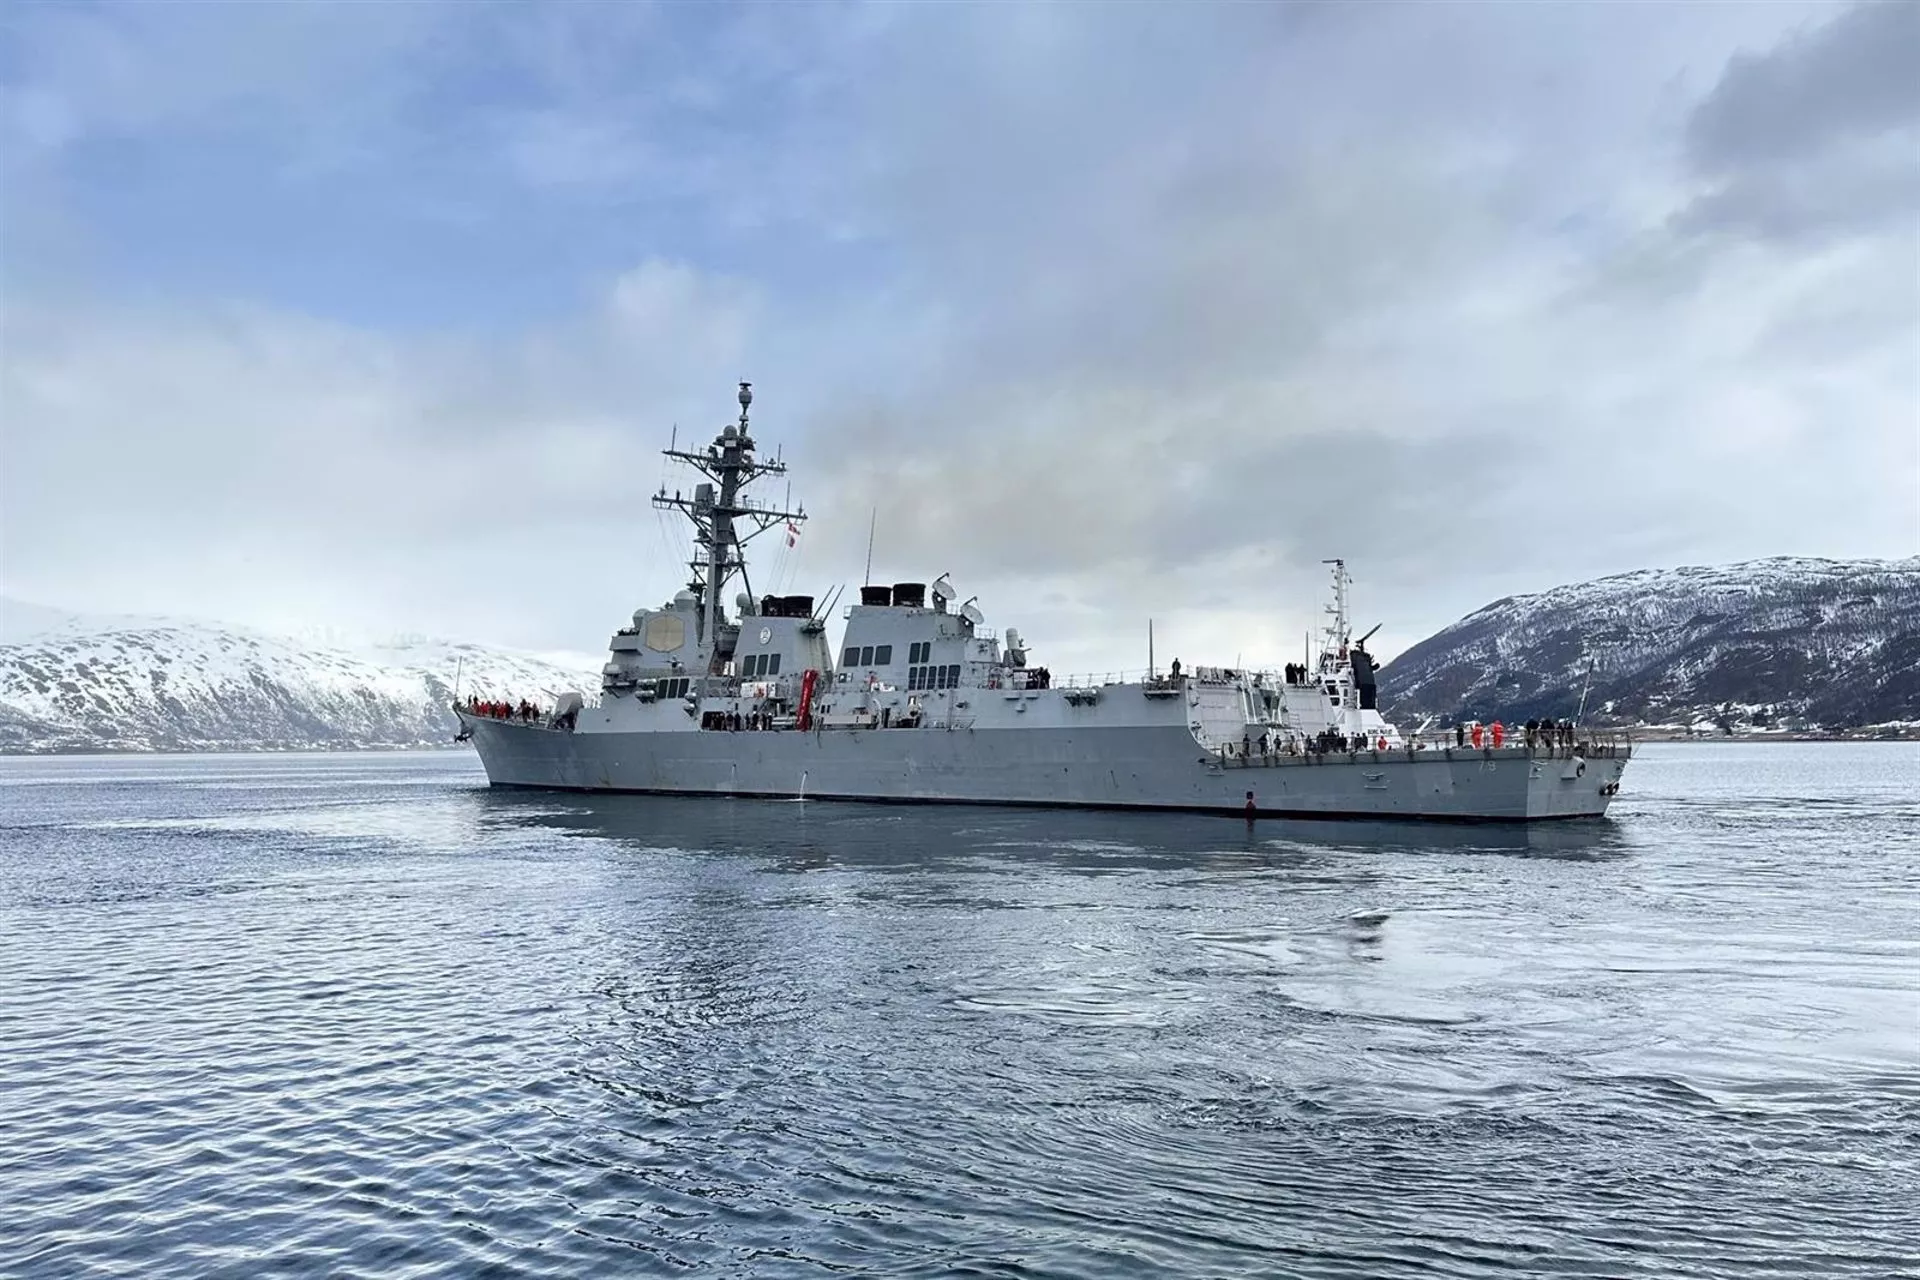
[1687,0,1919,171]
[1678,1,1920,240]
[779,3,1916,657]
[1676,151,1920,240]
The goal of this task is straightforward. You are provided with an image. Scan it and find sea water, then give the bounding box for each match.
[2,743,1915,1277]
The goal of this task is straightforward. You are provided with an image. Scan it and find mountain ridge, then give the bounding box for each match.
[0,598,601,754]
[1376,555,1919,734]
[4,555,1915,752]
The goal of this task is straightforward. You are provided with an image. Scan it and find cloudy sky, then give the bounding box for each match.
[3,0,1915,672]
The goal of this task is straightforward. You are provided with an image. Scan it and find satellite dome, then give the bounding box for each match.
[722,424,738,439]
[673,589,697,608]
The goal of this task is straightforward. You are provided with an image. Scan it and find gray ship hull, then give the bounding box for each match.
[459,713,1629,821]
[477,392,1631,824]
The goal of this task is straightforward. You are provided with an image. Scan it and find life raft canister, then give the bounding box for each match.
[797,668,819,731]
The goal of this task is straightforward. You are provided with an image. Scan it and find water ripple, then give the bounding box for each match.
[2,745,1917,1277]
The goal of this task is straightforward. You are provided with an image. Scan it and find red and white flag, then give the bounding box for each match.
[786,520,800,548]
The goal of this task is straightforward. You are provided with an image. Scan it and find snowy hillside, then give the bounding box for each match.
[1378,557,1920,733]
[0,600,603,753]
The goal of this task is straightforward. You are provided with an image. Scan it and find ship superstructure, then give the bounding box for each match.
[458,386,1629,820]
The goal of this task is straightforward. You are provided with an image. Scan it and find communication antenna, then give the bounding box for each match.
[1148,619,1155,679]
[863,507,876,587]
[1575,655,1597,726]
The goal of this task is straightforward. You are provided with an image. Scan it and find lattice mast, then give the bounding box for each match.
[651,382,806,661]
[1320,558,1352,670]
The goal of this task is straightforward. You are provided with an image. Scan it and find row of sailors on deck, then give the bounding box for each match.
[1227,730,1389,759]
[1222,720,1588,759]
[1300,730,1389,755]
[1529,719,1580,748]
[467,696,539,722]
[1451,719,1580,749]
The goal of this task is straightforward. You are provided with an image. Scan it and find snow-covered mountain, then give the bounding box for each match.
[1378,557,1920,733]
[0,600,603,753]
[10,556,1915,751]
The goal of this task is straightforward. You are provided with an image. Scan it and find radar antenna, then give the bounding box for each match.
[651,381,808,668]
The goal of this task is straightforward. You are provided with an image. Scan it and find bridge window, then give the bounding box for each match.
[843,646,859,667]
[909,641,930,664]
[859,645,875,666]
[767,654,781,675]
[874,644,893,665]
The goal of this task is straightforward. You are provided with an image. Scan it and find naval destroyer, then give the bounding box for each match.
[457,384,1630,820]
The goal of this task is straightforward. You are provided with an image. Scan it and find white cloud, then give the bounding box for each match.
[0,259,767,648]
[1,1,1913,675]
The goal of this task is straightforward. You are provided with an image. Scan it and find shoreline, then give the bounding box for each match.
[1608,729,1917,743]
[3,735,1917,759]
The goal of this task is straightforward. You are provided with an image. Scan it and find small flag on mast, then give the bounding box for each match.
[786,520,800,548]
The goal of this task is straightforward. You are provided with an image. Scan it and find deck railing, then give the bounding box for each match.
[1205,735,1633,766]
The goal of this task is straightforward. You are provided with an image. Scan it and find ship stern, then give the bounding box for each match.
[1524,743,1631,819]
